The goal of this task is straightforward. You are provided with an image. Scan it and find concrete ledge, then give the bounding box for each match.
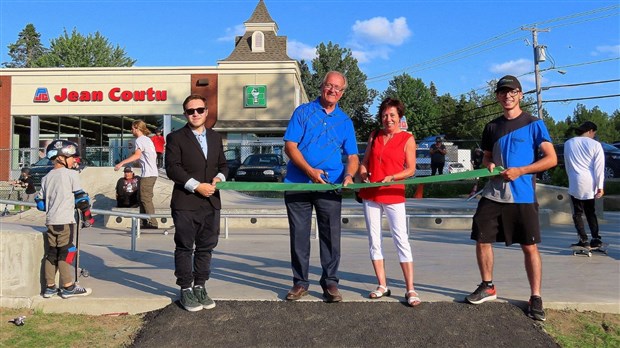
[29,296,173,315]
[537,183,605,219]
[0,226,46,298]
[545,302,620,314]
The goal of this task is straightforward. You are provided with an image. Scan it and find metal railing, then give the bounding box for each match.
[1,198,474,253]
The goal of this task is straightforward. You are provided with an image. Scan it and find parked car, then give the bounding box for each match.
[600,142,620,178]
[447,162,467,173]
[234,154,287,182]
[29,157,93,188]
[539,141,620,181]
[224,149,241,180]
[414,149,466,176]
[415,148,432,177]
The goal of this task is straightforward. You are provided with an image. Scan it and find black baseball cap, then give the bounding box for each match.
[123,166,133,173]
[575,121,597,135]
[495,75,522,92]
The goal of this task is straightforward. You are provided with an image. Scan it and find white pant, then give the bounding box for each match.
[363,200,413,263]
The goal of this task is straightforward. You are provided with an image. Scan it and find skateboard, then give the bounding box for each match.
[570,243,609,257]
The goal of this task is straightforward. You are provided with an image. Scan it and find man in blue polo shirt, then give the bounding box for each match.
[283,71,359,303]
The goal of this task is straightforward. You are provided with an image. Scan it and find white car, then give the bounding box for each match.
[447,162,467,173]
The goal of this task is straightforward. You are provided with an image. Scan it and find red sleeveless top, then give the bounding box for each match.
[358,130,412,204]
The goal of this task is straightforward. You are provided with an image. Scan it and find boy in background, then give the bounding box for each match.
[36,140,92,299]
[12,167,36,211]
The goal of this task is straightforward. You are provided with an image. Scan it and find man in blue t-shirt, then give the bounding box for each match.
[466,75,557,322]
[283,71,359,303]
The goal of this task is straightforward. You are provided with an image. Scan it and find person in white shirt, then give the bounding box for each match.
[564,121,605,248]
[114,120,159,228]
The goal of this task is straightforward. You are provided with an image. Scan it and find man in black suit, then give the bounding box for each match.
[165,94,228,312]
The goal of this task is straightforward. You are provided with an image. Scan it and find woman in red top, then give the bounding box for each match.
[357,97,420,306]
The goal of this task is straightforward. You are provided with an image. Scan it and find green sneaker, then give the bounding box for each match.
[193,285,216,309]
[179,288,202,312]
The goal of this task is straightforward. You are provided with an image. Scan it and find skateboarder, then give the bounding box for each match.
[36,140,92,298]
[565,121,605,249]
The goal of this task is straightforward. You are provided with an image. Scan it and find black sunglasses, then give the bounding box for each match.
[185,107,206,115]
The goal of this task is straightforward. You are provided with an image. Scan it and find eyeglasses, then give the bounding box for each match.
[185,107,206,115]
[497,89,520,97]
[323,83,345,93]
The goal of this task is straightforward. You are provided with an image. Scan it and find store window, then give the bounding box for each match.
[11,114,164,168]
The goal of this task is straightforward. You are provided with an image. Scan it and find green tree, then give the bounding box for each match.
[34,28,136,67]
[299,42,378,141]
[565,104,620,143]
[2,24,46,68]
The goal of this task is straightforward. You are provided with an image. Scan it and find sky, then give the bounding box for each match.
[1,0,619,122]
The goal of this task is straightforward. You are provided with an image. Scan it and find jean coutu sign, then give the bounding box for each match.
[33,87,168,103]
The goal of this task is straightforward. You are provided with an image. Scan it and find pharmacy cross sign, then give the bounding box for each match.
[244,85,267,108]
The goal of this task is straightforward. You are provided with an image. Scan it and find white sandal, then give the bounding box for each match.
[369,285,391,299]
[406,290,421,307]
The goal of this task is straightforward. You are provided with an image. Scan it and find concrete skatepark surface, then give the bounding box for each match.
[1,167,618,347]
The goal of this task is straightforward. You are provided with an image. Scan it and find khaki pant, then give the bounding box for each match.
[139,176,158,227]
[44,224,75,286]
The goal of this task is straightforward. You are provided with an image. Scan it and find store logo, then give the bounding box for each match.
[32,87,168,103]
[33,88,50,103]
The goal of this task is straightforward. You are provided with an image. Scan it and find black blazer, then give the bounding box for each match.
[165,124,228,210]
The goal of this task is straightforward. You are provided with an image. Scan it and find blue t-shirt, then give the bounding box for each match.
[481,112,552,203]
[283,98,358,183]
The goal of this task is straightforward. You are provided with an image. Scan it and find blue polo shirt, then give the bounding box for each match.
[283,98,358,183]
[481,112,552,203]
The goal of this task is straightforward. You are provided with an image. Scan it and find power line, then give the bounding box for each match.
[544,94,620,103]
[456,57,620,96]
[542,78,620,91]
[527,5,619,27]
[365,30,522,82]
[365,5,619,86]
[366,37,526,84]
[429,79,618,125]
[413,91,619,135]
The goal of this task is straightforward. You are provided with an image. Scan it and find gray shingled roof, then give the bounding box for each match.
[222,32,292,61]
[221,1,293,62]
[245,0,275,24]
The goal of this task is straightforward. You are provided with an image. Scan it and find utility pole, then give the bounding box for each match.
[522,27,550,118]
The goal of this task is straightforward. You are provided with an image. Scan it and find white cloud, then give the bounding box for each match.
[351,16,411,46]
[351,50,370,64]
[217,24,245,42]
[489,59,538,90]
[490,58,532,76]
[287,40,317,61]
[352,49,390,64]
[591,44,620,56]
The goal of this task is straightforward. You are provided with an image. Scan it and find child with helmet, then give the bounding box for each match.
[35,140,93,299]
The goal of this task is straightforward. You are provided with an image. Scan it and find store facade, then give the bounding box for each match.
[0,0,307,180]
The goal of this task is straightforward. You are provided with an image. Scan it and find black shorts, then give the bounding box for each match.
[471,197,541,246]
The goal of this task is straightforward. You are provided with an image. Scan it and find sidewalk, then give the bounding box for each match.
[4,209,618,315]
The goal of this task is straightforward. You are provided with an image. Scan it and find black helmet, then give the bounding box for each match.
[46,140,79,160]
[21,167,31,175]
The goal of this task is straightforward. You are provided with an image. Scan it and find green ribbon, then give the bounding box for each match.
[216,167,503,192]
